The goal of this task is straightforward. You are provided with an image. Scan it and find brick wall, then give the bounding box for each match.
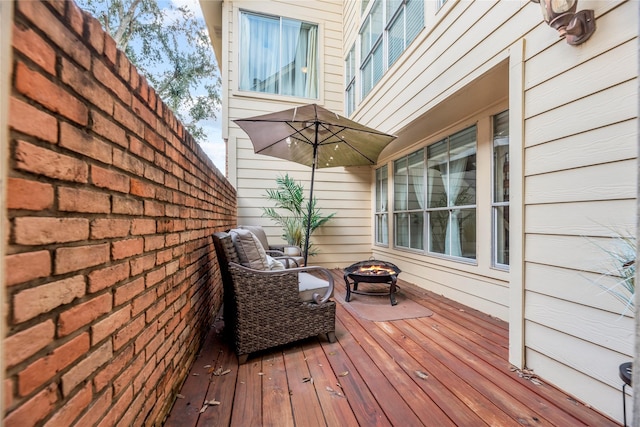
[4,1,236,425]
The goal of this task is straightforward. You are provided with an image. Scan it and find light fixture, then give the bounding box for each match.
[530,0,596,45]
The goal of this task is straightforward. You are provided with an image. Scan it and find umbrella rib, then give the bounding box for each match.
[316,123,377,165]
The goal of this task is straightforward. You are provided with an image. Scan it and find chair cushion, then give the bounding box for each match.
[239,225,271,252]
[230,229,286,271]
[298,272,330,302]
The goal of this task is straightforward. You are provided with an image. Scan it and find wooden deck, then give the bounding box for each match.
[164,270,620,426]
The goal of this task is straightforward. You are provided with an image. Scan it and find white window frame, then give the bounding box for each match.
[492,110,510,270]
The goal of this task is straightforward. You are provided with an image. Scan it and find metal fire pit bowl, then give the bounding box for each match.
[343,260,401,306]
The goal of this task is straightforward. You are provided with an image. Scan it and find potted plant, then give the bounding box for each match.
[262,174,335,258]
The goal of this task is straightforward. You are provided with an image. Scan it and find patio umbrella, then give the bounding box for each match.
[234,103,396,265]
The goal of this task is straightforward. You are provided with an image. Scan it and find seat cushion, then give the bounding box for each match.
[298,272,330,302]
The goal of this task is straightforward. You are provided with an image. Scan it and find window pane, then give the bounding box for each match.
[387,11,404,67]
[406,0,424,43]
[408,150,424,210]
[361,57,372,97]
[376,213,388,245]
[427,140,447,208]
[376,165,388,212]
[372,43,384,86]
[240,12,317,98]
[449,127,476,206]
[493,110,509,203]
[494,206,509,265]
[409,212,424,250]
[457,208,476,259]
[239,13,280,94]
[386,0,403,21]
[395,213,409,247]
[429,210,447,254]
[394,157,408,211]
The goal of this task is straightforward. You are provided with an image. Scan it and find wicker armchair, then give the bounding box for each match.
[212,231,336,363]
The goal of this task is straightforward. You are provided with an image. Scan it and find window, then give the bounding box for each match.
[360,0,424,99]
[427,126,477,259]
[436,0,447,10]
[394,150,424,250]
[345,45,356,117]
[239,12,318,98]
[492,110,509,267]
[375,165,389,245]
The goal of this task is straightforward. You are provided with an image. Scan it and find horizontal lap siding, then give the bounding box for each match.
[521,0,637,422]
[5,1,236,425]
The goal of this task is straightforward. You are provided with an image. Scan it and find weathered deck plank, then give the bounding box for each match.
[165,270,621,427]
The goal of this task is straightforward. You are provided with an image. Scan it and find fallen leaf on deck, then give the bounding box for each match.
[192,373,200,376]
[415,370,429,380]
[258,372,265,376]
[205,399,221,406]
[204,364,212,369]
[176,394,185,399]
[199,406,207,413]
[338,371,349,377]
[212,368,231,376]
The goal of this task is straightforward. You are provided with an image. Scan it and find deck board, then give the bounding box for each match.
[164,270,621,426]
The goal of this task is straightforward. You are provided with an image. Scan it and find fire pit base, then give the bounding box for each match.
[343,260,401,306]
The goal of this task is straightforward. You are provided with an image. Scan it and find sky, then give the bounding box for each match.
[168,0,226,172]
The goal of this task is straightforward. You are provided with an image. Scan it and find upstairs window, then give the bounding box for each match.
[239,12,318,98]
[387,0,424,67]
[360,0,384,98]
[345,44,356,117]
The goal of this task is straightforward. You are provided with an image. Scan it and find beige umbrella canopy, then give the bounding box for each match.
[234,103,396,264]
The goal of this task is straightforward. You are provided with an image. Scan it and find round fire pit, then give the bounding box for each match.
[343,260,401,306]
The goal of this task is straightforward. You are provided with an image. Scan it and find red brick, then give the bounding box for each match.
[145,298,166,324]
[85,14,105,55]
[113,315,145,351]
[66,0,84,36]
[61,57,113,114]
[165,204,180,218]
[133,354,156,394]
[91,165,130,193]
[12,23,56,75]
[155,249,172,265]
[88,262,130,293]
[97,385,131,427]
[103,33,117,65]
[131,97,156,128]
[165,233,180,247]
[18,333,89,396]
[144,164,164,184]
[112,237,144,260]
[75,388,111,427]
[8,96,58,143]
[58,186,110,213]
[121,385,146,427]
[7,177,54,211]
[132,289,155,317]
[61,340,112,396]
[144,200,165,217]
[5,320,55,368]
[91,110,126,147]
[114,277,144,307]
[113,148,144,175]
[93,345,133,392]
[60,122,112,164]
[112,195,143,215]
[55,243,110,274]
[13,217,89,245]
[130,254,156,276]
[129,135,155,162]
[57,293,112,337]
[5,250,51,287]
[93,59,131,105]
[129,178,155,198]
[145,266,165,288]
[14,62,88,125]
[14,275,85,323]
[4,378,13,410]
[44,382,92,427]
[3,383,57,427]
[131,218,155,235]
[133,324,156,355]
[14,140,88,183]
[90,218,130,239]
[17,0,91,69]
[166,260,180,276]
[116,51,131,85]
[113,103,144,137]
[145,235,165,252]
[91,306,131,345]
[113,354,143,397]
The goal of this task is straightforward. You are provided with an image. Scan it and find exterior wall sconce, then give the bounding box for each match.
[530,0,596,45]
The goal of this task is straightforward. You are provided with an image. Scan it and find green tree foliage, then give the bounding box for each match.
[77,0,221,141]
[262,174,335,256]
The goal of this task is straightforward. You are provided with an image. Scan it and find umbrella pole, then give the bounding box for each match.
[303,122,319,266]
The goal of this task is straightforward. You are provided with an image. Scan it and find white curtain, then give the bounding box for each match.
[304,26,318,98]
[444,157,467,256]
[239,13,280,94]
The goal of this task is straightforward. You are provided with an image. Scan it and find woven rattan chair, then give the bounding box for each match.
[212,231,336,363]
